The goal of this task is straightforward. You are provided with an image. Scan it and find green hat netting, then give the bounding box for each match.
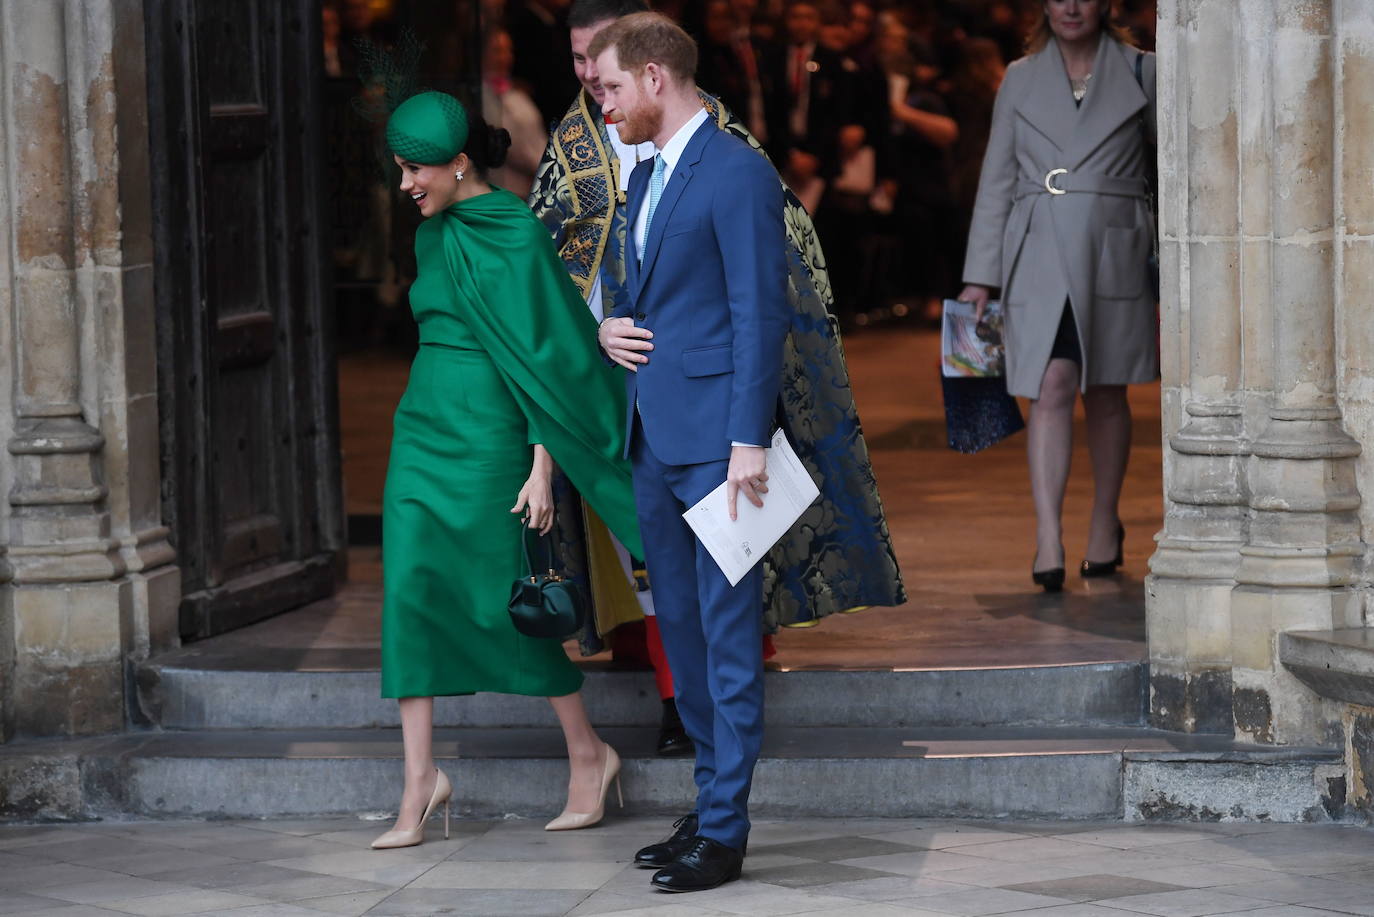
[386,91,469,164]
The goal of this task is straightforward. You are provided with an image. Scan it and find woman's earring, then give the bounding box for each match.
[455,169,465,181]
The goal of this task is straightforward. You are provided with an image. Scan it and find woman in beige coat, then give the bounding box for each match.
[959,0,1156,592]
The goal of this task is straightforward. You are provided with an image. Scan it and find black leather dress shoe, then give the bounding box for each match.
[651,836,743,892]
[657,699,694,757]
[634,813,698,868]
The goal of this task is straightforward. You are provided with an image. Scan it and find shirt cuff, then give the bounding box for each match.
[731,441,763,448]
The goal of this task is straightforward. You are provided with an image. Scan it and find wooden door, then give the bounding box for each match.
[146,0,345,640]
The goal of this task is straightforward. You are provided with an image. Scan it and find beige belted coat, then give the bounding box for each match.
[962,34,1158,399]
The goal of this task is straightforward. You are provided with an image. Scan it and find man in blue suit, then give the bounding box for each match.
[591,12,791,894]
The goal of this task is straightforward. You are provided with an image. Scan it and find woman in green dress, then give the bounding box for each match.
[372,92,644,849]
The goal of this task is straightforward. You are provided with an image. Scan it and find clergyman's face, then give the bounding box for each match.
[571,18,616,104]
[596,48,662,145]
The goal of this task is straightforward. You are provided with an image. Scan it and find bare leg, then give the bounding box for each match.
[548,691,610,813]
[392,696,438,830]
[1028,358,1080,571]
[1083,384,1132,562]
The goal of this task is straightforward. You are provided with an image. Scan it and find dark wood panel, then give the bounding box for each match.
[215,311,276,369]
[205,105,270,156]
[220,513,285,572]
[195,1,263,106]
[148,0,344,640]
[204,157,271,319]
[179,555,339,642]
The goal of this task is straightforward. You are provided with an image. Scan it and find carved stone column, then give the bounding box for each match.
[1335,0,1374,620]
[0,0,177,738]
[0,550,11,736]
[1231,0,1364,747]
[1147,0,1248,733]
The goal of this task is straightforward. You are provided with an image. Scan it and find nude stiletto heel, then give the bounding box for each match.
[545,745,621,831]
[371,768,452,849]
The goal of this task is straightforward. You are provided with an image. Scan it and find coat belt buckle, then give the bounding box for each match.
[1044,168,1069,195]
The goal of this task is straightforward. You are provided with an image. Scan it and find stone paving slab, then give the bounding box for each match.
[1,817,1373,916]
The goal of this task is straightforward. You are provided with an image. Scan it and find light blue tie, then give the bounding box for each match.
[638,154,666,264]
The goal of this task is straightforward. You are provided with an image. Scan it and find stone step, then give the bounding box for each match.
[1280,628,1374,707]
[137,656,1147,730]
[1,725,1340,823]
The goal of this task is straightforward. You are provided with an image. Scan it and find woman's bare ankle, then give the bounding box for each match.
[569,743,604,767]
[404,765,436,787]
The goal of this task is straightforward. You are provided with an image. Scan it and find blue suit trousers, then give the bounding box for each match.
[629,416,764,850]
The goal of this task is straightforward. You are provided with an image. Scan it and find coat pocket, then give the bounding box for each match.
[681,343,733,377]
[1096,227,1149,300]
[664,216,705,239]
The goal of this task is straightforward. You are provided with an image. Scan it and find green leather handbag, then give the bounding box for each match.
[507,523,588,640]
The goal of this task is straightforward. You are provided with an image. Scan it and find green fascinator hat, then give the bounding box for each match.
[386,91,469,164]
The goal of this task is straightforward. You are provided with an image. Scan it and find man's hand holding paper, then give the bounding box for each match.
[684,430,819,586]
[726,445,768,520]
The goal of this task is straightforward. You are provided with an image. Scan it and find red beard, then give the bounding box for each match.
[615,101,663,146]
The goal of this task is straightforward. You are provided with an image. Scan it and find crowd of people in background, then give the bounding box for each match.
[325,0,1157,334]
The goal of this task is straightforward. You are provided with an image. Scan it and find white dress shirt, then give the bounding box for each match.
[629,107,760,448]
[633,106,710,258]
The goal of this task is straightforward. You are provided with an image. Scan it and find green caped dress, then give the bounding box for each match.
[381,188,643,699]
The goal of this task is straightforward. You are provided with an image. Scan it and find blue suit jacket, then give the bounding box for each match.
[614,118,790,467]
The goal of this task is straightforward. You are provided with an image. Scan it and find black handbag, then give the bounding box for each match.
[507,523,588,640]
[940,300,1025,454]
[942,374,1025,454]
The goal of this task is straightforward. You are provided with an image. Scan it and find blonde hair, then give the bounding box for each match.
[587,11,698,82]
[1025,1,1137,55]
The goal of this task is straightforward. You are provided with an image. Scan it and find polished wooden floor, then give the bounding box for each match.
[327,326,1157,671]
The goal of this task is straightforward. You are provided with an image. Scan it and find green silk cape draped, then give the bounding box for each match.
[425,188,643,560]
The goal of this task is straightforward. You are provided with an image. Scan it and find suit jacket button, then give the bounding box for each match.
[635,312,646,320]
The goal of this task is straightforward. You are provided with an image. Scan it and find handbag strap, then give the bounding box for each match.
[1133,52,1149,151]
[1133,49,1160,265]
[1133,51,1158,203]
[518,522,558,578]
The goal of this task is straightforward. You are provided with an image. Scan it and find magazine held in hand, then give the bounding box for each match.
[940,298,1025,453]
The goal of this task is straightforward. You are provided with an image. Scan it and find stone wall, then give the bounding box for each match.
[1150,0,1371,749]
[0,0,177,740]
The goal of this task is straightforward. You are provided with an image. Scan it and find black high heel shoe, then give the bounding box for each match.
[1033,545,1066,593]
[1081,524,1126,578]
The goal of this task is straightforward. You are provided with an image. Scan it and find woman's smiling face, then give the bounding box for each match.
[395,155,462,218]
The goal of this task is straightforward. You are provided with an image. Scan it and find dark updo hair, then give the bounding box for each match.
[460,111,512,176]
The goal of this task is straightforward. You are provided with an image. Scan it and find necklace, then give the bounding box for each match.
[1071,72,1092,101]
